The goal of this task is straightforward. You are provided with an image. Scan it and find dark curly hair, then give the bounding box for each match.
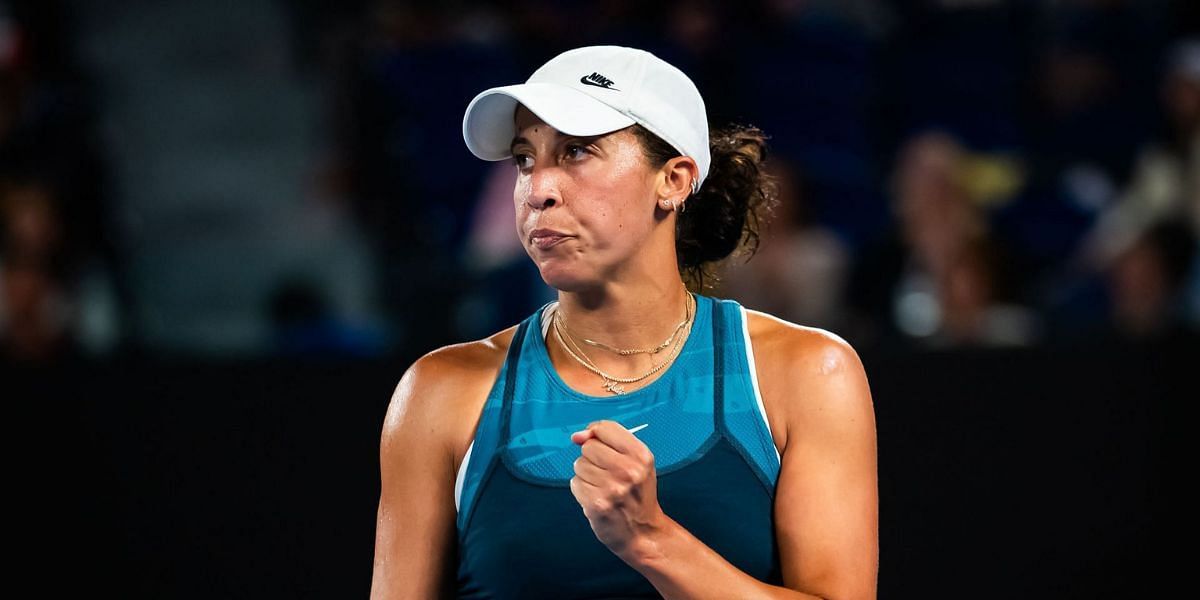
[629,123,778,291]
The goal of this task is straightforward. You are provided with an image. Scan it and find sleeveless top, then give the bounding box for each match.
[455,294,783,598]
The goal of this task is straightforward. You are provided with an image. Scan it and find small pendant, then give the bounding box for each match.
[603,380,627,395]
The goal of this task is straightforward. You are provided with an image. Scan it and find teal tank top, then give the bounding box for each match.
[455,294,783,598]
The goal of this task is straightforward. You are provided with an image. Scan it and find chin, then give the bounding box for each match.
[535,261,597,293]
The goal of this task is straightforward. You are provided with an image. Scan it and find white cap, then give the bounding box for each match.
[462,45,711,187]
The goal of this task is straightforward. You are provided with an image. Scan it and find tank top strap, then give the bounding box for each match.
[711,295,727,431]
[454,315,533,534]
[497,316,532,451]
[711,299,781,495]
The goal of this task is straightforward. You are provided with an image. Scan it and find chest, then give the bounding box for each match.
[457,437,781,599]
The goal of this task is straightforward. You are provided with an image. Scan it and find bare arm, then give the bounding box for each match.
[599,323,879,599]
[370,357,459,599]
[769,330,879,598]
[370,334,511,599]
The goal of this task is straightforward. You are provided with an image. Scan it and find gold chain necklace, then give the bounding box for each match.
[563,298,692,356]
[552,314,688,395]
[551,294,693,394]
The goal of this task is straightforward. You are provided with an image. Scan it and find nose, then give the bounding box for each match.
[524,166,563,210]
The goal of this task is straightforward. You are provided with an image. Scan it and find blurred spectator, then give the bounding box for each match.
[931,236,1033,348]
[1074,37,1200,273]
[0,255,78,362]
[717,159,849,330]
[0,1,123,362]
[0,170,78,364]
[1105,219,1197,339]
[4,0,1191,359]
[1044,37,1200,337]
[847,131,1035,348]
[1,177,61,263]
[991,0,1165,272]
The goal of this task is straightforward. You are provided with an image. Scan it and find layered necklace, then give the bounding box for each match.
[551,293,695,395]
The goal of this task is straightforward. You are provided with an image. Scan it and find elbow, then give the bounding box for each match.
[823,581,877,600]
[793,573,876,600]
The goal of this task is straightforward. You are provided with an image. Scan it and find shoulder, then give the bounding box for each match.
[742,308,861,373]
[741,307,874,453]
[380,324,521,466]
[394,325,519,401]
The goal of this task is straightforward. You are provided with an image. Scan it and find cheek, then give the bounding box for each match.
[605,150,652,201]
[584,156,652,224]
[514,177,533,228]
[514,175,531,210]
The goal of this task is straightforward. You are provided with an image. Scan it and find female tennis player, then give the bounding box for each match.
[371,45,878,599]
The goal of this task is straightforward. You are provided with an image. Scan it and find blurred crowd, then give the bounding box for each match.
[1,0,1197,363]
[0,1,124,363]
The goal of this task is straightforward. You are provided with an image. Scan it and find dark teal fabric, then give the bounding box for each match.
[456,295,782,598]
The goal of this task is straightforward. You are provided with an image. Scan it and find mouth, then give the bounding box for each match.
[529,228,574,250]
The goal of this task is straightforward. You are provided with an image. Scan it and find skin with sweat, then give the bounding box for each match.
[370,104,879,600]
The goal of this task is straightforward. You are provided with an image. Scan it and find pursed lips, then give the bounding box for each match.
[529,228,574,250]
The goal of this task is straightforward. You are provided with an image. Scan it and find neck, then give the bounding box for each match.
[555,278,691,354]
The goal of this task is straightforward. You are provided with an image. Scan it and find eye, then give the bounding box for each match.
[564,143,589,161]
[512,153,533,170]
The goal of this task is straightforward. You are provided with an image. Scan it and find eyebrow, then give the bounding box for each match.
[510,133,605,154]
[510,136,530,154]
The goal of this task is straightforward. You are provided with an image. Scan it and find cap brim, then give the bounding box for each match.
[463,82,636,161]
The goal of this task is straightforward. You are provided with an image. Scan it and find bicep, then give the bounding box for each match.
[774,341,878,599]
[370,368,459,600]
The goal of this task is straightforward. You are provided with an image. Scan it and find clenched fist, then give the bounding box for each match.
[569,420,666,559]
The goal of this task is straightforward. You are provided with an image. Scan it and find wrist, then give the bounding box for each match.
[619,512,678,569]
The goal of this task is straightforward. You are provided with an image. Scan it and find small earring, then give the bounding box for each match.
[690,178,699,196]
[660,198,672,210]
[669,200,678,212]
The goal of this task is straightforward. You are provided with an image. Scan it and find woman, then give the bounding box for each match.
[371,45,878,599]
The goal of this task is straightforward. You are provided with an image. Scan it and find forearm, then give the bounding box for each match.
[620,515,825,600]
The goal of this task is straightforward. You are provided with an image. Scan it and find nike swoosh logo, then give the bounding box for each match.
[580,76,618,90]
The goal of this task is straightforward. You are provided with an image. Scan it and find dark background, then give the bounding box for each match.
[16,334,1191,597]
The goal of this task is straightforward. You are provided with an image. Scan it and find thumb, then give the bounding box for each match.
[570,428,596,445]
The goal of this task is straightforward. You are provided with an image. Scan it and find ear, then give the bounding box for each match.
[655,156,699,206]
